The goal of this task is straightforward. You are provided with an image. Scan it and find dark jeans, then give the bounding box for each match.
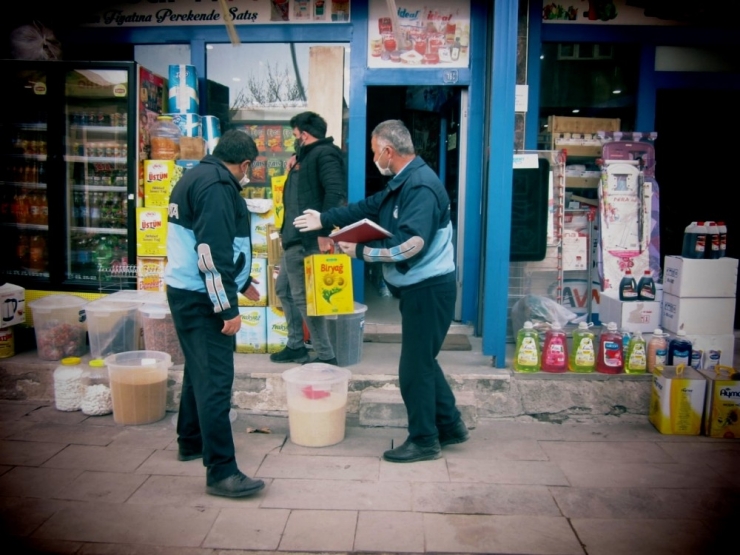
[398,278,461,444]
[167,286,238,483]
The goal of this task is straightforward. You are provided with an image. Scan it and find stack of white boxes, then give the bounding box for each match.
[661,256,738,368]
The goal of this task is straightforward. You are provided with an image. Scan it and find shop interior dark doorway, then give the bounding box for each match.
[364,85,463,325]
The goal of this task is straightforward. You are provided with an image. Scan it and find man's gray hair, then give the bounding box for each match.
[372,120,415,156]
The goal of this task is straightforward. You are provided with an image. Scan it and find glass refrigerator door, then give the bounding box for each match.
[64,68,130,283]
[0,66,50,282]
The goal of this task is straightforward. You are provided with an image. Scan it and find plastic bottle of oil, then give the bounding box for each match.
[624,330,647,374]
[569,321,596,373]
[513,321,540,373]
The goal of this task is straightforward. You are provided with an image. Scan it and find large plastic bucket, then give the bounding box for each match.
[138,303,185,365]
[326,302,367,366]
[104,350,171,425]
[282,363,352,447]
[85,299,140,359]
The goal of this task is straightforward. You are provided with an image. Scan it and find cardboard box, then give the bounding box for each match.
[683,333,735,370]
[663,256,738,298]
[180,137,204,160]
[649,365,707,436]
[598,290,661,333]
[235,307,266,353]
[267,264,281,308]
[700,366,740,438]
[0,283,26,326]
[265,306,288,353]
[238,258,267,307]
[137,257,167,292]
[661,293,735,335]
[267,224,283,265]
[304,253,354,316]
[249,207,275,256]
[136,207,168,257]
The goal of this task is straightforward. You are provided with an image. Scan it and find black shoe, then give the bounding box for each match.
[177,449,203,462]
[270,345,309,363]
[206,471,265,498]
[302,357,338,366]
[383,438,442,463]
[439,420,470,447]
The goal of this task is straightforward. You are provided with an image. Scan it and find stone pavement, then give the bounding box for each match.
[0,400,738,555]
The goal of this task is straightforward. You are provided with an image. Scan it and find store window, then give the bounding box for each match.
[537,42,640,147]
[134,45,191,78]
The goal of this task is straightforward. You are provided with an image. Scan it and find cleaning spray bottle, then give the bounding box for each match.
[541,323,568,373]
[597,322,624,374]
[513,321,540,373]
[624,330,648,374]
[569,322,596,373]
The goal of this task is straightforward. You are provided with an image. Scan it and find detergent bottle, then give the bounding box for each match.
[637,270,656,301]
[706,221,721,259]
[682,222,708,259]
[596,322,623,374]
[513,321,540,373]
[624,330,647,374]
[647,328,669,373]
[717,221,728,258]
[541,323,568,373]
[667,330,692,367]
[619,269,638,301]
[569,322,596,373]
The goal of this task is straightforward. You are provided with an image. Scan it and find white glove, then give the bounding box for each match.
[294,209,323,232]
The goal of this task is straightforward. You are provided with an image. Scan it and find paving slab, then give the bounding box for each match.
[557,460,731,489]
[0,400,43,421]
[260,478,412,511]
[8,422,122,446]
[0,439,67,466]
[443,438,549,461]
[202,507,290,550]
[256,453,379,481]
[278,509,357,552]
[42,444,155,473]
[539,441,675,463]
[0,497,85,538]
[354,510,425,553]
[414,482,562,516]
[0,466,83,499]
[448,459,570,486]
[126,475,267,508]
[422,513,583,554]
[54,470,149,504]
[379,457,450,482]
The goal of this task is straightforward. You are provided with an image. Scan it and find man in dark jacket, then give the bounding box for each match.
[270,111,347,365]
[293,119,469,462]
[165,129,265,497]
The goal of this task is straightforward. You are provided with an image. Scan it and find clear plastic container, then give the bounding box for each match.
[325,302,367,367]
[29,295,88,360]
[282,363,352,447]
[81,359,112,416]
[139,303,185,365]
[85,299,140,359]
[104,350,172,425]
[54,357,85,411]
[150,115,181,160]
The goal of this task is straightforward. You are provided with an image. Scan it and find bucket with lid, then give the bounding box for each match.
[28,295,88,360]
[282,363,352,447]
[104,350,171,425]
[139,303,185,365]
[85,299,140,359]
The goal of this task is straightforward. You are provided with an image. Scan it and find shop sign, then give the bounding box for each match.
[368,0,470,69]
[82,0,351,27]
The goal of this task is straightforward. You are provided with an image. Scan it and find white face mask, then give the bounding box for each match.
[239,173,250,187]
[374,148,393,176]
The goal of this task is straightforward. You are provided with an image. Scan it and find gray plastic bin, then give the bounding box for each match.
[326,302,367,367]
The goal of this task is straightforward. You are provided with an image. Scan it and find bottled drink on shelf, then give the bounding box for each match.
[28,234,46,273]
[28,190,42,225]
[95,235,113,273]
[89,192,101,228]
[16,232,30,268]
[12,188,30,224]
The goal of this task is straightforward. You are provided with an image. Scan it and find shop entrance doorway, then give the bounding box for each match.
[364,85,466,326]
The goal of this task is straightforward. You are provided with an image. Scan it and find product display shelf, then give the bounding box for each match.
[544,116,620,190]
[96,263,160,294]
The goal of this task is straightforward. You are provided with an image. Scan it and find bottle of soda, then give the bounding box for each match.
[95,235,113,275]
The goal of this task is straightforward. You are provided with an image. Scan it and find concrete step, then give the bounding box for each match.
[359,388,478,428]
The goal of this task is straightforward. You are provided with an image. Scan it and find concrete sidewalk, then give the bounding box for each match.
[0,400,738,555]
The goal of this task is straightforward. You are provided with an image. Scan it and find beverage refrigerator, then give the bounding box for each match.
[0,60,166,292]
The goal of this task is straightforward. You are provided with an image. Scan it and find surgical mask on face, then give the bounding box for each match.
[374,149,393,176]
[239,173,250,187]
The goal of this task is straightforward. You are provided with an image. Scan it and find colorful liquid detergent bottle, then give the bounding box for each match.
[513,321,540,373]
[681,221,708,259]
[597,322,624,374]
[624,330,648,374]
[667,330,692,366]
[541,323,568,373]
[569,321,596,373]
[619,269,638,301]
[647,328,669,373]
[706,221,721,259]
[717,221,728,258]
[637,270,656,301]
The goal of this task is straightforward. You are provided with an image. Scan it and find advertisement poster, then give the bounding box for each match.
[83,0,351,27]
[542,0,684,25]
[367,0,470,69]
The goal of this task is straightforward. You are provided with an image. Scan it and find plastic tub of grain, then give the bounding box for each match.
[282,363,352,447]
[104,350,171,425]
[138,303,185,365]
[29,295,88,360]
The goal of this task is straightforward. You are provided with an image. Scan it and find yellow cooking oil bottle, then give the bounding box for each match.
[624,330,648,374]
[513,320,540,373]
[569,321,596,373]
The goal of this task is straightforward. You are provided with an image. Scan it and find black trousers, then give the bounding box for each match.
[398,278,461,444]
[167,287,238,482]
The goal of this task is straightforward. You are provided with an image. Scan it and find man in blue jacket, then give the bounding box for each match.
[293,119,469,462]
[165,129,265,497]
